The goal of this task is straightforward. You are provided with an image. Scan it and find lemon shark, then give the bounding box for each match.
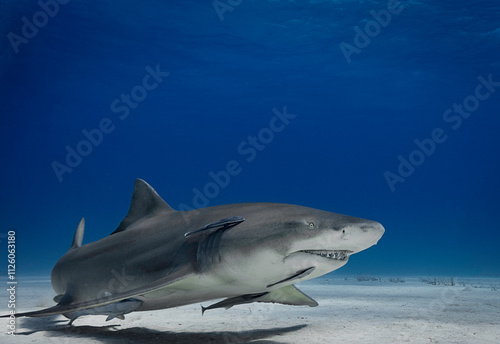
[2,179,384,324]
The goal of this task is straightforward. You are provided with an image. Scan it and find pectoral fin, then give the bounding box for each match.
[201,285,317,314]
[259,284,318,307]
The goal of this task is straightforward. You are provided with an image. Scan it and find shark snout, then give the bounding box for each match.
[358,220,385,246]
[361,220,385,236]
[336,220,384,254]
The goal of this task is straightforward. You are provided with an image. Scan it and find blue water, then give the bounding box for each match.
[1,0,499,277]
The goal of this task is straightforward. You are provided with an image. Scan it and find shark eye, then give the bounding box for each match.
[308,222,315,229]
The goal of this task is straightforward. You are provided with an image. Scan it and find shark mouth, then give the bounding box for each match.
[301,250,352,261]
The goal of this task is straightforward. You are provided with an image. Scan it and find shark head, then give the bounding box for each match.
[279,208,384,279]
[213,204,385,290]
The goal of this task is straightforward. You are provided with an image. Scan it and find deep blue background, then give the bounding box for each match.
[1,0,499,277]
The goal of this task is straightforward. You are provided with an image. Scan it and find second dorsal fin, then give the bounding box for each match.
[70,218,85,250]
[111,179,175,235]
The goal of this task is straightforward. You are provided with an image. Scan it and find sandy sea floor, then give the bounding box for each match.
[1,276,499,343]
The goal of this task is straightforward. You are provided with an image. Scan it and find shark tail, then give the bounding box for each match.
[0,265,193,320]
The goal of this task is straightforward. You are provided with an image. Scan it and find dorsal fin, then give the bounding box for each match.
[70,218,85,249]
[112,179,175,235]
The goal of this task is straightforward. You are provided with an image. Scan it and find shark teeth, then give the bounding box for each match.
[301,250,352,261]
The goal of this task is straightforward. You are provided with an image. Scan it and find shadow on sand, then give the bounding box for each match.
[17,317,307,344]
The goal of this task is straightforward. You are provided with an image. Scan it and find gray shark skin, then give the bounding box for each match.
[1,179,384,323]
